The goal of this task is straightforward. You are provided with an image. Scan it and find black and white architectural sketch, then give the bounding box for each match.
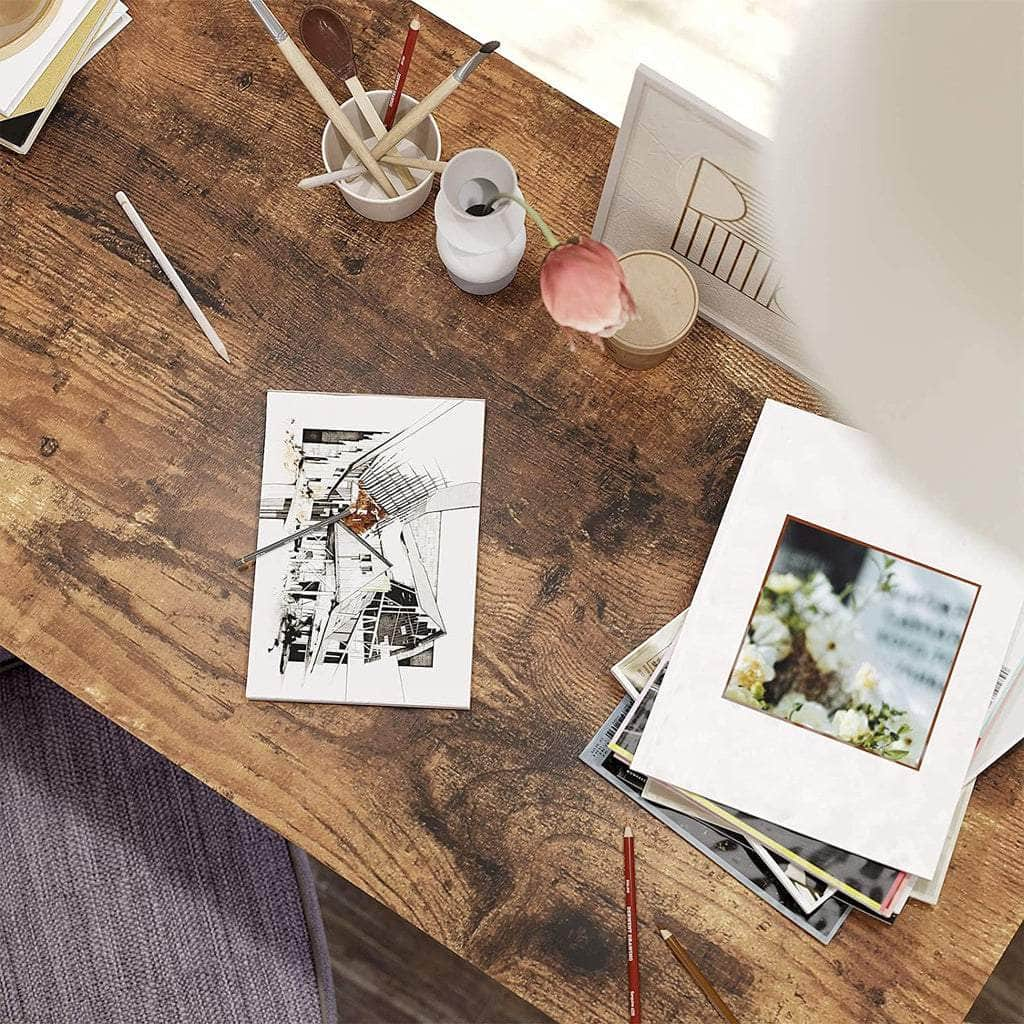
[246,393,485,708]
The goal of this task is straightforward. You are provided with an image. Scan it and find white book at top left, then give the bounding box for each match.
[244,392,485,710]
[0,0,95,115]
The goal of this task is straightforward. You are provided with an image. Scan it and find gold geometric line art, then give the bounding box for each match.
[670,156,789,321]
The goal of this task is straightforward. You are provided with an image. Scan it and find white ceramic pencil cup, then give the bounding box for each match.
[434,148,526,294]
[321,90,441,223]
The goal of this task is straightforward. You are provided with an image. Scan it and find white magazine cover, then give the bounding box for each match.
[632,400,1023,879]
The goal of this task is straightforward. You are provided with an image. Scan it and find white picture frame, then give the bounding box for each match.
[592,64,809,382]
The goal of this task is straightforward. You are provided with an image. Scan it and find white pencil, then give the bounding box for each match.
[115,191,231,364]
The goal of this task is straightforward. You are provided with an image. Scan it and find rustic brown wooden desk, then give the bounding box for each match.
[2,2,1021,1021]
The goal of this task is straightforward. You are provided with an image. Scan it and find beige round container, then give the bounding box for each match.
[0,0,59,59]
[607,250,699,369]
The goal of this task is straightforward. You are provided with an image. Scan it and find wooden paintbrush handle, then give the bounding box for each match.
[344,76,417,190]
[369,74,458,160]
[298,157,447,191]
[276,36,398,198]
[382,156,446,172]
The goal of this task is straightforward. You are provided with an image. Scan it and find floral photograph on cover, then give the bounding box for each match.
[723,517,980,769]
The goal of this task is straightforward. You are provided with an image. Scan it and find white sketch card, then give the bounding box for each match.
[245,392,485,709]
[631,401,1023,879]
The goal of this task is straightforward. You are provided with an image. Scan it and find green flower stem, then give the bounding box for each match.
[489,192,560,249]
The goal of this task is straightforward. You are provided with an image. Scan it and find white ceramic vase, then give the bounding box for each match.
[434,148,526,295]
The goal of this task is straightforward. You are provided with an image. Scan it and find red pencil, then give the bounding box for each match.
[384,18,421,129]
[623,825,642,1023]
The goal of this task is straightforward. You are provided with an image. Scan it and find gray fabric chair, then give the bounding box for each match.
[0,664,336,1024]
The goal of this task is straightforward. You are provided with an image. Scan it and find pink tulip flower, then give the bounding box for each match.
[539,236,637,337]
[488,193,638,340]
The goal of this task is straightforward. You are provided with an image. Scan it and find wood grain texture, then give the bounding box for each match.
[0,3,1021,1022]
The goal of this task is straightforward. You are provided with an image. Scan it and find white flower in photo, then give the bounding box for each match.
[750,612,792,662]
[775,692,832,731]
[766,572,801,595]
[774,691,803,717]
[792,571,843,622]
[725,683,764,708]
[832,707,870,742]
[730,643,772,703]
[793,702,832,731]
[849,662,882,703]
[804,612,854,674]
[734,643,774,686]
[895,731,913,752]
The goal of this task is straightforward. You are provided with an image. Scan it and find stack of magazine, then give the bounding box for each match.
[1,0,130,155]
[583,401,1024,944]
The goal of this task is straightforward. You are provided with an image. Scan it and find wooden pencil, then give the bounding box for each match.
[623,826,641,1023]
[659,929,739,1024]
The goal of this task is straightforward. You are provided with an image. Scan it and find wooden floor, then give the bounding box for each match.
[313,855,1023,1024]
[968,926,1024,1024]
[310,858,551,1023]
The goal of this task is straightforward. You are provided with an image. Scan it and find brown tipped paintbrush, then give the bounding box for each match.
[368,41,500,160]
[244,0,398,198]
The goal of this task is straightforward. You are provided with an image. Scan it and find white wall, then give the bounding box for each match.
[418,0,807,133]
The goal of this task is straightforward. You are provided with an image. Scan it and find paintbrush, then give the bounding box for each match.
[243,0,398,198]
[368,41,499,161]
[234,512,348,567]
[298,155,448,190]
